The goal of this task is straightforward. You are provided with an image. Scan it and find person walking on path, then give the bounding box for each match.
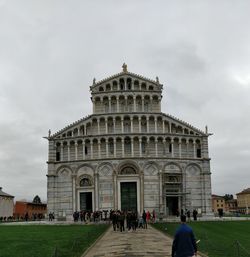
[172,215,197,257]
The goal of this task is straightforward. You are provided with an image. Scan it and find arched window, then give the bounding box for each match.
[124,138,131,154]
[124,121,130,133]
[120,166,136,175]
[120,78,125,90]
[141,121,147,132]
[127,78,132,90]
[80,178,91,186]
[109,141,114,154]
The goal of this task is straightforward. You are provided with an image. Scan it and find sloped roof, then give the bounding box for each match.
[212,194,224,199]
[0,187,14,198]
[236,188,250,195]
[49,112,207,139]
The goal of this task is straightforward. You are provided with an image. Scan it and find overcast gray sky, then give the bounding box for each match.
[1,0,250,202]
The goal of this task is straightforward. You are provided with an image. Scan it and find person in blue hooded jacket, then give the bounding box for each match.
[172,215,197,257]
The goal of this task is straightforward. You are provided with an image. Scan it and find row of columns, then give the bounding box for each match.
[93,95,160,113]
[58,138,200,161]
[70,117,181,137]
[101,79,154,91]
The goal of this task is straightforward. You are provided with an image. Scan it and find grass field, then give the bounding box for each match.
[153,221,250,257]
[0,224,109,257]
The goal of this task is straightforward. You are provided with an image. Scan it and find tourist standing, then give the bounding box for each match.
[172,215,197,257]
[192,209,198,221]
[152,209,156,223]
[146,210,151,224]
[119,211,125,232]
[142,210,147,229]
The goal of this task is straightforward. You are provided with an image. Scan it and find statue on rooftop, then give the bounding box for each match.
[122,63,128,72]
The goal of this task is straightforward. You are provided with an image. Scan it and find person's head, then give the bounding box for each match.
[180,215,186,223]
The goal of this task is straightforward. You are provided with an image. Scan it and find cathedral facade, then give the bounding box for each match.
[46,65,212,220]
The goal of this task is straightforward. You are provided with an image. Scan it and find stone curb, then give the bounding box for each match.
[81,225,111,257]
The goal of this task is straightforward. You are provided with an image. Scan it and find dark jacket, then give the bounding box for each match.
[172,223,197,257]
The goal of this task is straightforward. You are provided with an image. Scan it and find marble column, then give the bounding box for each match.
[139,117,142,133]
[171,139,174,158]
[113,173,118,209]
[98,140,101,159]
[72,175,76,212]
[94,173,99,211]
[154,117,158,133]
[75,142,78,160]
[97,119,100,134]
[133,96,136,112]
[106,140,109,158]
[67,143,70,161]
[108,96,111,113]
[140,173,144,213]
[155,139,158,157]
[121,118,124,133]
[179,140,182,158]
[150,96,153,112]
[159,171,163,213]
[90,141,93,159]
[113,118,116,133]
[131,137,134,157]
[193,142,196,158]
[61,145,64,161]
[82,141,85,160]
[114,138,116,158]
[122,138,125,157]
[116,96,119,113]
[139,138,142,157]
[105,118,108,134]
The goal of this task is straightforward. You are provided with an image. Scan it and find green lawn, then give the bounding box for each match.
[153,221,250,257]
[0,224,109,257]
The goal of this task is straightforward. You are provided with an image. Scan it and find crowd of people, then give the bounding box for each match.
[70,209,157,231]
[72,210,106,223]
[175,209,198,221]
[110,209,156,232]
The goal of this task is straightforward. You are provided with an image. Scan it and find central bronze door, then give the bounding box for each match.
[121,182,137,212]
[80,192,92,212]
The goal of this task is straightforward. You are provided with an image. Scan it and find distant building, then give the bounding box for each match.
[14,200,47,220]
[225,199,237,213]
[236,188,250,214]
[0,187,14,219]
[211,194,226,213]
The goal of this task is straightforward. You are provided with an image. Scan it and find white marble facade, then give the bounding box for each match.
[46,65,212,220]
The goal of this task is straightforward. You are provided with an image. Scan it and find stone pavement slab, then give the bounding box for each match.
[82,225,203,257]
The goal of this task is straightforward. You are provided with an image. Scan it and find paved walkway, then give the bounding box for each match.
[82,225,203,257]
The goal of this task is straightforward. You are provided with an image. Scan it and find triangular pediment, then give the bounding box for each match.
[90,70,163,92]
